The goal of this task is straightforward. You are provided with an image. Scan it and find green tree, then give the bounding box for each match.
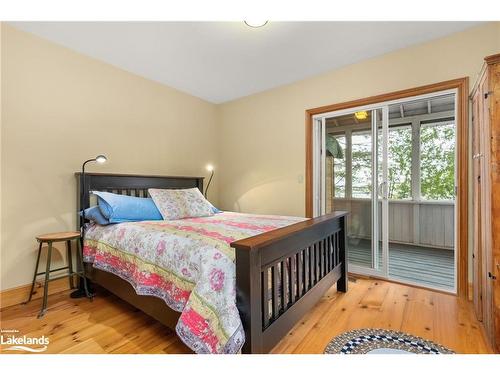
[387,127,412,199]
[331,122,455,201]
[420,123,455,200]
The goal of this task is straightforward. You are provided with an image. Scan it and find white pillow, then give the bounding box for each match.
[148,188,214,220]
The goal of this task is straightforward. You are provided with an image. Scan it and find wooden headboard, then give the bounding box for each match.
[75,172,204,227]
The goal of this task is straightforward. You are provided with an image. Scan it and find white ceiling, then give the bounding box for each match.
[10,22,481,103]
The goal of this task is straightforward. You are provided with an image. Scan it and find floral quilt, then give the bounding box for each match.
[83,211,305,354]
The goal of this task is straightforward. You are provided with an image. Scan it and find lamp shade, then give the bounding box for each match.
[95,155,107,163]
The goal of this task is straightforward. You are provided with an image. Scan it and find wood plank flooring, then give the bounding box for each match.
[0,278,493,354]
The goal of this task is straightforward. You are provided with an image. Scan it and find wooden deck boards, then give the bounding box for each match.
[347,239,454,290]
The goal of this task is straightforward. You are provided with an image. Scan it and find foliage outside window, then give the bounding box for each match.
[351,131,372,198]
[420,122,455,200]
[332,135,346,198]
[328,120,455,201]
[387,126,412,199]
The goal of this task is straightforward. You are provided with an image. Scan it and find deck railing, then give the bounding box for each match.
[332,198,454,250]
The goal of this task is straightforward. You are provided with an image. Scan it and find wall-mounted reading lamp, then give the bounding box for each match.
[204,165,214,198]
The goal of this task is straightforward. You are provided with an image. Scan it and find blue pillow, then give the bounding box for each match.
[209,204,222,214]
[92,191,163,223]
[80,206,110,226]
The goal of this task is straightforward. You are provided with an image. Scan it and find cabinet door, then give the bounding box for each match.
[472,89,483,321]
[487,61,500,352]
[479,70,494,345]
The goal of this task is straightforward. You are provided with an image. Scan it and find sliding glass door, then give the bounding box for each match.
[312,90,457,292]
[385,96,456,291]
[313,107,389,277]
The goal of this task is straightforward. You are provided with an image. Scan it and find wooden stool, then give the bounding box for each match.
[25,231,92,318]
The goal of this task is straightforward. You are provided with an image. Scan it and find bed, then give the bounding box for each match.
[77,172,348,354]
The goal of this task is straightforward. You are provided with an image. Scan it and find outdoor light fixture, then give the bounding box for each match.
[204,165,214,198]
[244,20,268,28]
[354,111,368,120]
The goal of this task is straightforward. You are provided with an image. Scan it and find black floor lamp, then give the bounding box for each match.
[70,154,107,299]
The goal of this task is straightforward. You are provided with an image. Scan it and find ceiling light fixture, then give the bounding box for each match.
[354,111,368,120]
[244,20,268,28]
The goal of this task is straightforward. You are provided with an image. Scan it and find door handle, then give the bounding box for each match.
[378,181,388,199]
[488,272,497,280]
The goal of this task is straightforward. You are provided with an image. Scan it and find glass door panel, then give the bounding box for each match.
[316,91,457,291]
[323,108,388,275]
[385,95,456,292]
[349,127,374,269]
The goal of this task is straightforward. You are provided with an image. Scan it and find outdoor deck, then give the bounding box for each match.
[347,238,455,291]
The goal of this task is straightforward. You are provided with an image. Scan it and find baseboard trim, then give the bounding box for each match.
[0,277,73,309]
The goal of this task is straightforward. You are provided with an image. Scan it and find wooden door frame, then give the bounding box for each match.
[305,77,469,298]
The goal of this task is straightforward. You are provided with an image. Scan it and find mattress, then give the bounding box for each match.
[83,211,305,354]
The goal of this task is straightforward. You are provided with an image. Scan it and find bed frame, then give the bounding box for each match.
[76,172,347,354]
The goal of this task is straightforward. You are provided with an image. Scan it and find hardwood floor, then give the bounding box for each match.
[0,278,493,354]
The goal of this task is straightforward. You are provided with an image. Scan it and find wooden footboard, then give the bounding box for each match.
[231,211,348,354]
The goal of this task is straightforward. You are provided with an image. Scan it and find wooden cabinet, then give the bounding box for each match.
[472,53,500,352]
